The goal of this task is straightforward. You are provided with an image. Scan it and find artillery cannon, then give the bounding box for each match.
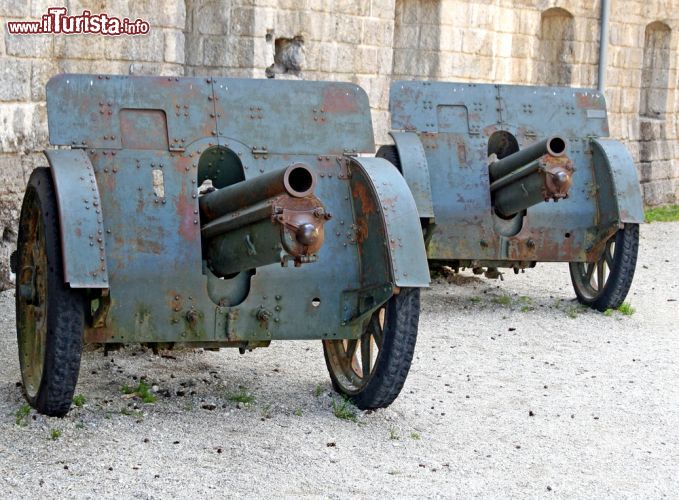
[379,81,643,311]
[13,74,429,416]
[488,135,573,218]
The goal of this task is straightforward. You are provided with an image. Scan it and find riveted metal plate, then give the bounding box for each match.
[44,149,109,288]
[591,138,644,224]
[389,131,435,219]
[349,157,430,288]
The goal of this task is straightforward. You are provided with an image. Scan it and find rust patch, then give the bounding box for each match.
[483,124,498,137]
[585,225,618,262]
[321,87,359,114]
[351,181,377,215]
[541,155,574,201]
[176,180,198,242]
[134,237,163,254]
[85,327,114,343]
[169,292,182,313]
[575,93,604,109]
[355,217,368,244]
[120,109,169,150]
[273,194,327,259]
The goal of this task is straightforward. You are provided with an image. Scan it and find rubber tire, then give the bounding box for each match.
[569,223,640,312]
[376,145,401,172]
[324,287,420,410]
[16,167,84,417]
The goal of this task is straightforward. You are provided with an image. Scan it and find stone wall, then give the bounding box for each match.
[184,0,395,143]
[1,0,678,289]
[0,0,186,289]
[392,0,678,206]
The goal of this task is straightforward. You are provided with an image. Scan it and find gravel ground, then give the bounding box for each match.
[0,222,677,499]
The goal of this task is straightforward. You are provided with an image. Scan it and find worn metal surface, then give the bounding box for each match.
[43,149,108,288]
[210,78,374,155]
[388,80,638,265]
[348,156,430,289]
[44,74,422,346]
[388,132,435,219]
[200,163,327,276]
[590,139,644,224]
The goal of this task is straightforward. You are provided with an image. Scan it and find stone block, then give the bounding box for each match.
[164,30,185,63]
[0,103,47,154]
[335,15,363,44]
[308,12,337,40]
[639,139,671,162]
[4,33,53,58]
[231,7,258,36]
[31,60,59,102]
[440,2,468,27]
[128,0,186,29]
[461,29,493,56]
[318,43,338,73]
[377,47,393,74]
[371,0,396,20]
[356,46,378,74]
[0,0,28,17]
[195,0,231,35]
[642,178,678,206]
[362,18,392,47]
[393,25,419,49]
[335,43,356,73]
[30,0,57,18]
[184,34,204,66]
[252,36,273,69]
[334,0,369,17]
[372,109,391,146]
[639,118,667,142]
[54,34,108,60]
[204,35,254,68]
[0,59,31,102]
[103,29,165,62]
[203,36,231,66]
[639,160,673,183]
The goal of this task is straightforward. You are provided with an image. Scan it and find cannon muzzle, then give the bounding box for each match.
[200,163,329,277]
[488,135,573,218]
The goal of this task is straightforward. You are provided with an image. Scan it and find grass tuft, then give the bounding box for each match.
[15,404,30,427]
[120,408,144,419]
[227,387,255,404]
[73,394,86,407]
[121,381,156,404]
[617,302,635,316]
[492,295,512,306]
[645,204,679,223]
[332,398,357,422]
[410,432,421,440]
[50,428,62,440]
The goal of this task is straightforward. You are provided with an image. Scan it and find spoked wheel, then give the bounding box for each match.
[16,167,85,417]
[323,287,420,410]
[569,223,639,311]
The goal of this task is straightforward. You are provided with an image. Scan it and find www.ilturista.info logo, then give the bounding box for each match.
[6,7,150,35]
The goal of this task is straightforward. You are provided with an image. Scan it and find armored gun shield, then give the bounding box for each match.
[14,74,429,416]
[380,81,643,311]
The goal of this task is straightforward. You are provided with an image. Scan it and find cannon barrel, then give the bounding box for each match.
[489,136,567,182]
[200,163,328,277]
[488,135,573,218]
[199,163,316,223]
